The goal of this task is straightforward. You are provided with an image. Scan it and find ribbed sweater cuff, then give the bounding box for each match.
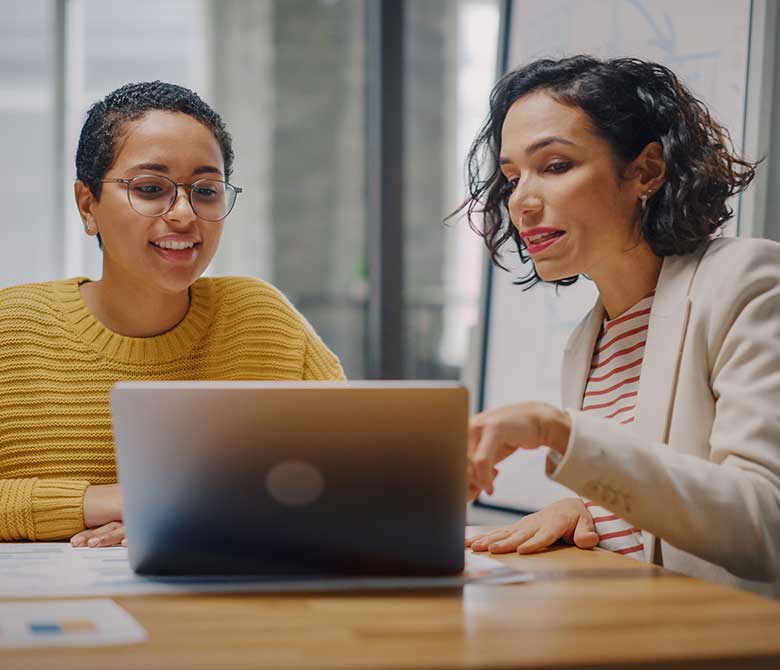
[31,479,90,540]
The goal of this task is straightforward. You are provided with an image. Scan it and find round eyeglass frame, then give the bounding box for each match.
[100,174,243,222]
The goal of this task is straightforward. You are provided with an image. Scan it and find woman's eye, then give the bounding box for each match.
[133,184,165,198]
[501,178,518,194]
[545,161,572,174]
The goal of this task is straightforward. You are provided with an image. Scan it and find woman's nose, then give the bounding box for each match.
[166,187,197,223]
[509,182,543,219]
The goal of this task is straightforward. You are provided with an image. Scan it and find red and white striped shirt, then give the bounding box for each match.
[581,291,655,559]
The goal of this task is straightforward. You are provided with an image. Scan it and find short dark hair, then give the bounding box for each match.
[76,80,234,200]
[456,55,757,288]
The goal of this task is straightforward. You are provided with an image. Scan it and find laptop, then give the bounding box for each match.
[111,381,468,576]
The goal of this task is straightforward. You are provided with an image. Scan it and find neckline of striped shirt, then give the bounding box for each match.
[594,290,656,355]
[584,290,656,423]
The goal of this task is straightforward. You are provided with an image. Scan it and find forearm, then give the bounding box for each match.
[0,478,90,541]
[551,411,780,581]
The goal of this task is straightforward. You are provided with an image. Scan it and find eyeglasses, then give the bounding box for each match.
[101,175,242,221]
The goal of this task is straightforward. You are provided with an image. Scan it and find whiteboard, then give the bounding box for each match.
[478,0,753,512]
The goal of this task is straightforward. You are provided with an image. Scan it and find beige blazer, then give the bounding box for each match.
[550,237,780,598]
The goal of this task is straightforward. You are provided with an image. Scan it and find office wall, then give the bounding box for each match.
[478,0,757,512]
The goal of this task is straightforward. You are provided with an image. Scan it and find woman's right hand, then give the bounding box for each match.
[466,498,599,554]
[70,521,126,548]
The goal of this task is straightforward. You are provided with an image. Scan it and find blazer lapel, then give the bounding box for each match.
[635,253,700,444]
[636,251,702,565]
[561,300,604,410]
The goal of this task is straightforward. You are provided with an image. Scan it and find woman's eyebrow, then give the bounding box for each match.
[130,162,168,172]
[192,165,223,176]
[525,136,576,156]
[126,163,223,177]
[499,136,577,165]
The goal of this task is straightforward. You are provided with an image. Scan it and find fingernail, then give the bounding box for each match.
[87,537,100,547]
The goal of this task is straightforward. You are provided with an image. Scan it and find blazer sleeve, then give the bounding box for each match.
[549,242,780,582]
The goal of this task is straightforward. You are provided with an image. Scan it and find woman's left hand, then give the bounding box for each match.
[466,498,599,554]
[70,521,126,548]
[468,402,571,500]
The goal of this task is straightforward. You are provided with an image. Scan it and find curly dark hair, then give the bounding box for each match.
[457,55,757,287]
[76,80,234,199]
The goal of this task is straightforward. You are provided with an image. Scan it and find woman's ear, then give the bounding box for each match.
[626,141,666,199]
[74,181,99,236]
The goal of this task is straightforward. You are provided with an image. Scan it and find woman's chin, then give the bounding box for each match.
[149,270,201,296]
[534,260,577,283]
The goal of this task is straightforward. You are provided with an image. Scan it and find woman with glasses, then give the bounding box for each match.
[0,81,344,548]
[461,56,780,597]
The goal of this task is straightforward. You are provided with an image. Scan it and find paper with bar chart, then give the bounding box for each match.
[0,598,146,649]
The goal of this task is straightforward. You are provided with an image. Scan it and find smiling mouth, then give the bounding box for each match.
[522,229,566,256]
[150,241,200,251]
[525,230,564,245]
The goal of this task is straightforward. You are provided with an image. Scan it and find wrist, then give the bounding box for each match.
[541,407,571,456]
[82,484,122,528]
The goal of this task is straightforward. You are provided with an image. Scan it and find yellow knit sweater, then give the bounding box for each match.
[0,276,344,541]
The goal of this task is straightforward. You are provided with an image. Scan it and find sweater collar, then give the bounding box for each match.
[55,277,214,364]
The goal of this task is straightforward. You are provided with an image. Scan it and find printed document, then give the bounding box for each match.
[0,543,529,598]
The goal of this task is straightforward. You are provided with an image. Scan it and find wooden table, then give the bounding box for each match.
[4,537,780,669]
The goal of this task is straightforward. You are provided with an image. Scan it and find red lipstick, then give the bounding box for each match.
[520,227,566,255]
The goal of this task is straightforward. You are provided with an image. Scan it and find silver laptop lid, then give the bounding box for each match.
[111,381,467,576]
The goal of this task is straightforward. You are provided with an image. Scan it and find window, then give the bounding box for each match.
[0,0,59,285]
[403,0,500,379]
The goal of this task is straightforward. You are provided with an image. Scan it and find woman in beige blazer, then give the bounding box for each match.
[459,55,780,598]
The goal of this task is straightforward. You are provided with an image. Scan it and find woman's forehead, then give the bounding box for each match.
[112,110,222,170]
[505,93,588,136]
[500,93,598,159]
